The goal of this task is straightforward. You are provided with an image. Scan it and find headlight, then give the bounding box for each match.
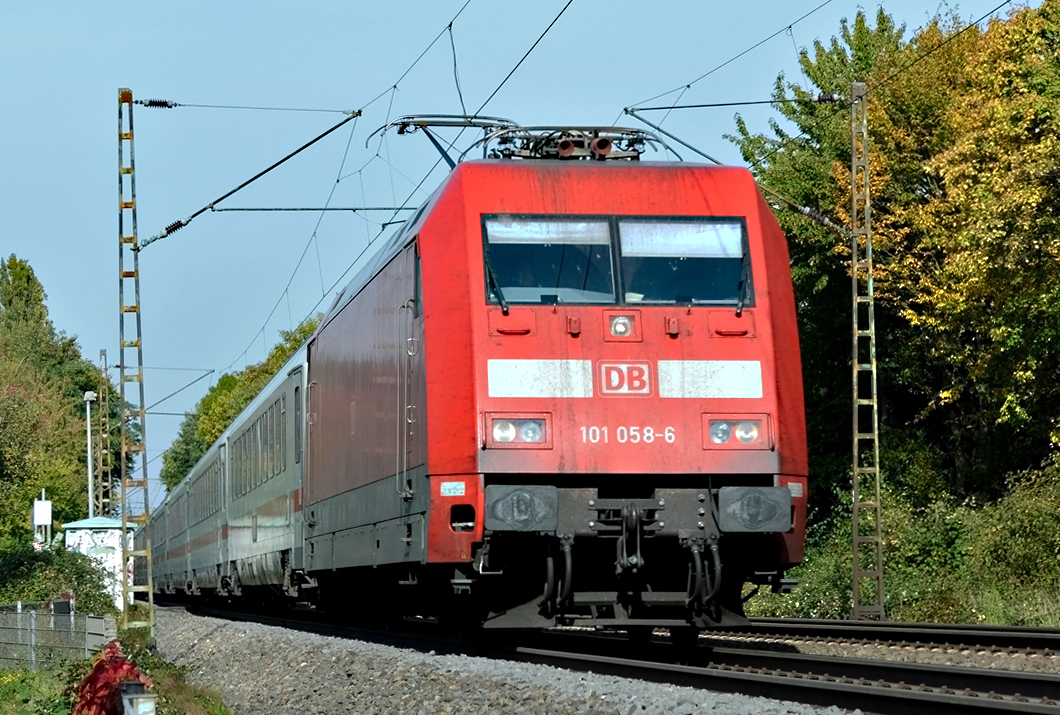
[709,421,731,444]
[493,419,517,442]
[703,415,770,450]
[519,420,544,443]
[735,421,759,443]
[487,414,551,448]
[609,315,633,337]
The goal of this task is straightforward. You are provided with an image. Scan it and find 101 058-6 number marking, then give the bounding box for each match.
[580,426,676,444]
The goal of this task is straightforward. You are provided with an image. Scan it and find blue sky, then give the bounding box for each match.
[0,1,1027,500]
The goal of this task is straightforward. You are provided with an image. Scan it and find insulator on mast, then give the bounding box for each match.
[162,218,188,235]
[136,99,178,109]
[797,205,850,236]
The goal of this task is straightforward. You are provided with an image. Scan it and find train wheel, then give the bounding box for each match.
[437,602,485,640]
[668,626,700,648]
[625,626,654,644]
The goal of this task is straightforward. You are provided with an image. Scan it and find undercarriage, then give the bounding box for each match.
[469,483,797,629]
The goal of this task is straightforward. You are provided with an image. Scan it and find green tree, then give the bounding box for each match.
[0,255,49,326]
[727,4,1060,509]
[0,357,83,545]
[160,316,321,490]
[0,256,122,543]
[158,411,207,491]
[897,1,1060,489]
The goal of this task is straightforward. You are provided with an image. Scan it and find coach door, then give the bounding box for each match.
[306,377,319,506]
[217,444,226,559]
[395,244,419,501]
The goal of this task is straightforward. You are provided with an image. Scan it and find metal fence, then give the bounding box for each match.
[0,600,116,670]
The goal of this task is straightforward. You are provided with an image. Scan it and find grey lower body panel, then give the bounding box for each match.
[304,465,430,572]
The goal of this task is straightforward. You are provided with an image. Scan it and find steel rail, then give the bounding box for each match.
[682,643,1060,701]
[730,618,1060,651]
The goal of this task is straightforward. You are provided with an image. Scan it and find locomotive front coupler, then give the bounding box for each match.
[615,502,647,576]
[683,533,722,609]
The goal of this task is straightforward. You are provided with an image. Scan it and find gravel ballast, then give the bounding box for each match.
[153,608,856,715]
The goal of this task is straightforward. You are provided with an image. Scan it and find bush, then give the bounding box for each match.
[746,455,1060,626]
[0,546,116,615]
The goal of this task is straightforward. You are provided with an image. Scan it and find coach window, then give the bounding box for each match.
[260,408,269,480]
[242,434,249,493]
[252,419,260,487]
[617,219,750,305]
[237,437,244,496]
[275,402,284,474]
[273,400,281,476]
[483,217,615,305]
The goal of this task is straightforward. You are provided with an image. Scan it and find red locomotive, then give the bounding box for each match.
[144,121,807,639]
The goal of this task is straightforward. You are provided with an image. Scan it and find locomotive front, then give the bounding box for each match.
[417,136,807,633]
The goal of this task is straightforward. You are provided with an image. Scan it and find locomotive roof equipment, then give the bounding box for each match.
[373,115,670,165]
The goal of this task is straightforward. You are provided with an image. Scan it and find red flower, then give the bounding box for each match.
[73,641,152,715]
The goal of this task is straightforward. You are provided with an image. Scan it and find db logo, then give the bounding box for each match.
[599,362,652,396]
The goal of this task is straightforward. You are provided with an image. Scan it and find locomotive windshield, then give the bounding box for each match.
[618,220,747,304]
[484,218,616,304]
[482,215,751,306]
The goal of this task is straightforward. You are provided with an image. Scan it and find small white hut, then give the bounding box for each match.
[63,516,124,610]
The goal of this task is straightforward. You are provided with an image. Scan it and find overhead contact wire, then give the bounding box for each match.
[365,0,577,279]
[220,0,480,372]
[136,101,353,113]
[140,111,360,249]
[226,117,359,371]
[627,0,835,109]
[787,25,813,91]
[448,24,468,115]
[242,0,573,370]
[473,0,574,115]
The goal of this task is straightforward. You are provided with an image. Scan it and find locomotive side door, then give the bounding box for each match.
[395,242,420,500]
[306,374,320,508]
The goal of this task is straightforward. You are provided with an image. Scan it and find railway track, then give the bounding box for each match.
[525,630,1060,714]
[173,603,1060,714]
[730,617,1060,652]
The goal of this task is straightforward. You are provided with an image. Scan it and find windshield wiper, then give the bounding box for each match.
[735,251,750,317]
[482,241,510,315]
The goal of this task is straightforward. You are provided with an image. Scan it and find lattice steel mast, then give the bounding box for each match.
[93,350,113,517]
[118,88,155,634]
[850,81,886,620]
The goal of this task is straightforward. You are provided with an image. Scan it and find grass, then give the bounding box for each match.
[0,669,68,715]
[0,609,234,715]
[117,609,236,715]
